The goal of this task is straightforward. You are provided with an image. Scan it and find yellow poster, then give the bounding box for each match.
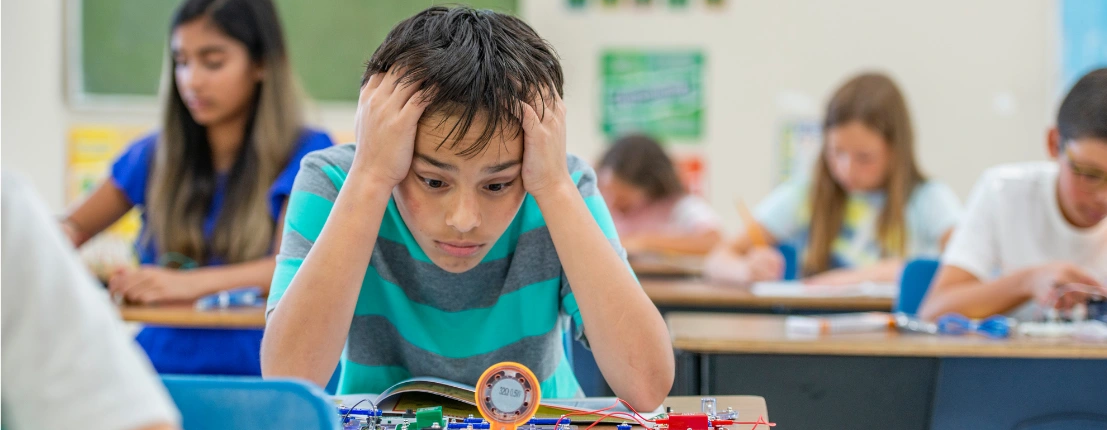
[68,125,148,277]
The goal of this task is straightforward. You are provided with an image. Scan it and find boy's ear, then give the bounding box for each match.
[1047,127,1062,158]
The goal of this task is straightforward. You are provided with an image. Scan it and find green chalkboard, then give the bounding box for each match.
[77,0,517,102]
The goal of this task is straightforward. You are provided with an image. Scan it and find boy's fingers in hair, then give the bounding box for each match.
[518,101,541,132]
[391,79,423,110]
[378,68,409,98]
[401,89,432,118]
[360,74,385,105]
[548,86,566,116]
[366,73,384,92]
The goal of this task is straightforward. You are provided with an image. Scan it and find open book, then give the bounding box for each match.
[335,377,664,424]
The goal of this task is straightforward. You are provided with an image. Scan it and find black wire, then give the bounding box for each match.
[342,397,379,426]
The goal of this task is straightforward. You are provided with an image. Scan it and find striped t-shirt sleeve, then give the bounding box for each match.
[267,147,351,318]
[558,155,637,346]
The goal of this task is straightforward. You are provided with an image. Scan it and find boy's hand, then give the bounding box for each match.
[352,71,429,188]
[519,90,573,200]
[1027,263,1107,309]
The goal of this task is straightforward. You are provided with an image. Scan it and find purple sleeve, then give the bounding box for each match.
[109,134,158,206]
[268,129,334,219]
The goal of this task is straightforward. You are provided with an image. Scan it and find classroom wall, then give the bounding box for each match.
[0,0,354,211]
[3,0,1062,232]
[521,0,1062,232]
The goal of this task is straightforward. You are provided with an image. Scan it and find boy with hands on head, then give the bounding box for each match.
[261,6,673,409]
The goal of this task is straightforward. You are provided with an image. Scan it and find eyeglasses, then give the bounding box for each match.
[1064,147,1107,190]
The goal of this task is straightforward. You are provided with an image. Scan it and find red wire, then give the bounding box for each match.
[554,398,776,430]
[734,416,776,429]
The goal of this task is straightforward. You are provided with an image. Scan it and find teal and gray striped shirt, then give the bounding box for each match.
[267,144,632,396]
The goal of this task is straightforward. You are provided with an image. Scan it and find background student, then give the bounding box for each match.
[920,68,1107,321]
[596,134,722,256]
[705,72,962,285]
[59,0,333,375]
[3,173,181,430]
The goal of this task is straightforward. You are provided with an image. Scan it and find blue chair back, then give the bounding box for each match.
[325,364,341,394]
[162,375,340,430]
[778,243,799,281]
[895,259,940,315]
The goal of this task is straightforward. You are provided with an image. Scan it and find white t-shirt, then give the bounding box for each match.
[1,173,180,430]
[943,162,1107,313]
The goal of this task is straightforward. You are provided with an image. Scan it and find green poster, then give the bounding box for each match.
[601,50,705,140]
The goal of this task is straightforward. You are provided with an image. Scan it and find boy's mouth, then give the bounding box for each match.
[435,240,484,258]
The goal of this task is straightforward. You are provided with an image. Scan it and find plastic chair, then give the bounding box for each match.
[161,375,340,430]
[895,259,940,315]
[325,363,341,394]
[777,243,799,281]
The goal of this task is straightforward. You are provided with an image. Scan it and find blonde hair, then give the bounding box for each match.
[146,0,304,264]
[804,72,925,275]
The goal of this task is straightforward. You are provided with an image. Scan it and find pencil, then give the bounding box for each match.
[737,200,768,248]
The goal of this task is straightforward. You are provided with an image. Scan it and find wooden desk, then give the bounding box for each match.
[119,303,266,329]
[668,312,1107,359]
[642,278,894,312]
[667,312,1107,430]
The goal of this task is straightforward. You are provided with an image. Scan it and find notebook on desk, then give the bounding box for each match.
[751,281,898,298]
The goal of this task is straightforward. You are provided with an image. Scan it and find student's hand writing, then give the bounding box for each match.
[519,89,572,200]
[746,246,785,282]
[704,246,783,284]
[1027,263,1107,310]
[352,70,429,188]
[108,266,198,305]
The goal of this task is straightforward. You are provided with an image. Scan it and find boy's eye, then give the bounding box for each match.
[485,181,515,193]
[422,178,446,188]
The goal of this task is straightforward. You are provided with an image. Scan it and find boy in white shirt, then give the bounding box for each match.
[1,173,180,430]
[919,68,1107,320]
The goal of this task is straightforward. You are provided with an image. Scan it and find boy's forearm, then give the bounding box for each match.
[533,183,674,410]
[261,173,393,385]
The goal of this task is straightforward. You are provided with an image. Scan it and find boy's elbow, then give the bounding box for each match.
[623,354,674,412]
[625,376,672,412]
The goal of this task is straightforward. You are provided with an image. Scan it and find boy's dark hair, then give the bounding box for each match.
[599,134,685,201]
[1057,67,1107,146]
[362,6,564,157]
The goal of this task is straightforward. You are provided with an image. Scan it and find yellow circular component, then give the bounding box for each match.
[475,362,542,430]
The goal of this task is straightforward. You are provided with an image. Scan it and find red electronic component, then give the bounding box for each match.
[655,413,711,430]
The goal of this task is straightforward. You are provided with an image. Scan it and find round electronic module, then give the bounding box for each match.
[475,362,542,430]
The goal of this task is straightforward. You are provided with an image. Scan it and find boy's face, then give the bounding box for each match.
[1051,132,1107,228]
[394,113,527,273]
